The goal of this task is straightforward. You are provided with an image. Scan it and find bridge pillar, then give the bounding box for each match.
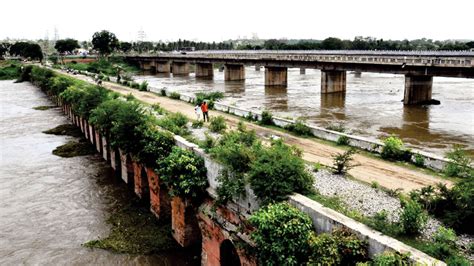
[195,63,214,78]
[404,75,433,105]
[321,70,346,93]
[265,66,288,86]
[156,61,171,73]
[172,62,190,76]
[300,68,306,74]
[224,64,245,81]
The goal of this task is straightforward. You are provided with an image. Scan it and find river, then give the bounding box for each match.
[0,80,195,265]
[136,68,474,157]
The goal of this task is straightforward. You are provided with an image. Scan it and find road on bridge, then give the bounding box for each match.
[62,70,452,192]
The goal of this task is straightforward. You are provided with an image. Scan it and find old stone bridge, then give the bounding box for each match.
[126,50,474,105]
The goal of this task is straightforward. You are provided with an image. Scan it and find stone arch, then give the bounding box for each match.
[220,239,241,266]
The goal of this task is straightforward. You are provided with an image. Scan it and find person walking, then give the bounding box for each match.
[201,101,209,122]
[194,103,202,120]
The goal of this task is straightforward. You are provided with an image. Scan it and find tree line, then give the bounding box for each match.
[237,37,474,51]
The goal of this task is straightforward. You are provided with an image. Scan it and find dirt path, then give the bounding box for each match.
[65,72,452,192]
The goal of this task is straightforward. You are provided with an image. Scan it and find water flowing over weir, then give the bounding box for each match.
[0,80,196,265]
[135,68,474,157]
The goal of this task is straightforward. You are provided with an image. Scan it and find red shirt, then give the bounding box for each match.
[201,103,208,112]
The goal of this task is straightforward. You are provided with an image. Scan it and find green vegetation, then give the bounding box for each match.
[157,112,189,136]
[249,140,313,204]
[332,148,357,174]
[369,252,411,265]
[92,30,119,58]
[42,124,83,137]
[414,153,425,167]
[191,120,203,128]
[169,91,181,99]
[249,203,315,265]
[52,140,96,157]
[284,120,313,136]
[137,126,175,169]
[336,135,350,146]
[8,42,43,61]
[443,145,473,178]
[33,105,56,110]
[381,135,411,161]
[138,80,149,91]
[158,146,208,199]
[195,91,224,108]
[260,110,274,125]
[410,179,474,235]
[209,115,227,133]
[0,61,21,80]
[65,57,139,76]
[83,188,180,254]
[399,199,428,235]
[326,123,346,133]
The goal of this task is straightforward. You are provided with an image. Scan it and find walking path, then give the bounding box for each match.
[63,71,452,192]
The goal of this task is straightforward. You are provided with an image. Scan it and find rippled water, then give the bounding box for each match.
[0,81,194,265]
[135,68,474,156]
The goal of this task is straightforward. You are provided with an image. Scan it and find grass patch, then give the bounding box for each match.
[52,140,96,157]
[43,124,83,137]
[33,105,56,111]
[82,192,180,254]
[0,62,21,80]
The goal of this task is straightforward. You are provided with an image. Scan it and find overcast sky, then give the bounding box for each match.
[1,0,472,42]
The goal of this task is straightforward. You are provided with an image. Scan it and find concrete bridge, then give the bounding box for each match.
[126,50,474,105]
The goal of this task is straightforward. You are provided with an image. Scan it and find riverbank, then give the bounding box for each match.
[0,80,197,265]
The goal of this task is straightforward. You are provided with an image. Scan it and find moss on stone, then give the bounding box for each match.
[82,196,180,254]
[52,140,96,157]
[33,105,56,111]
[43,124,83,137]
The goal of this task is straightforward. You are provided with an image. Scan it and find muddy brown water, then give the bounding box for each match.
[136,68,474,157]
[0,80,196,265]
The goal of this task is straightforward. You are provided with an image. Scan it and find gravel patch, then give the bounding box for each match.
[310,167,473,257]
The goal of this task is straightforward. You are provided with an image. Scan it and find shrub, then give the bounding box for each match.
[443,145,472,178]
[59,85,86,112]
[249,202,315,266]
[160,88,167,96]
[76,85,110,119]
[381,136,405,160]
[158,146,208,199]
[191,120,203,128]
[399,199,427,235]
[137,126,175,169]
[30,67,54,90]
[195,91,224,108]
[371,252,411,265]
[326,123,346,133]
[89,99,125,137]
[0,63,20,80]
[336,135,350,146]
[313,162,321,172]
[284,121,313,136]
[423,226,469,263]
[249,140,313,203]
[50,76,76,96]
[157,112,189,135]
[260,110,274,125]
[309,228,369,265]
[332,148,357,174]
[17,65,33,82]
[414,153,425,167]
[151,103,165,115]
[169,92,181,99]
[109,101,148,154]
[200,132,215,152]
[209,115,227,133]
[130,82,139,89]
[138,80,148,91]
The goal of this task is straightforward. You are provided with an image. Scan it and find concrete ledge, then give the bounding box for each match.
[289,194,445,265]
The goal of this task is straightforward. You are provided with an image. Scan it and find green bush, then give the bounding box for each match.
[414,153,425,167]
[326,123,346,133]
[0,63,20,80]
[138,80,148,91]
[249,140,313,203]
[410,179,474,234]
[160,88,167,96]
[371,252,411,265]
[284,121,313,136]
[260,110,274,125]
[89,99,126,137]
[59,85,86,111]
[137,126,175,169]
[249,202,315,266]
[381,136,405,160]
[423,226,470,264]
[199,132,215,152]
[109,101,148,154]
[195,91,224,107]
[130,81,139,89]
[157,112,189,135]
[17,65,33,82]
[169,92,181,99]
[336,135,350,146]
[399,199,427,235]
[191,120,203,128]
[313,162,322,172]
[332,148,357,174]
[443,145,472,178]
[50,76,76,96]
[76,85,110,119]
[158,146,208,199]
[30,67,54,90]
[209,115,227,133]
[309,228,369,265]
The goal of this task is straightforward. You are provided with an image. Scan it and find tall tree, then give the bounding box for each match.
[92,30,119,58]
[119,42,132,53]
[54,38,80,54]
